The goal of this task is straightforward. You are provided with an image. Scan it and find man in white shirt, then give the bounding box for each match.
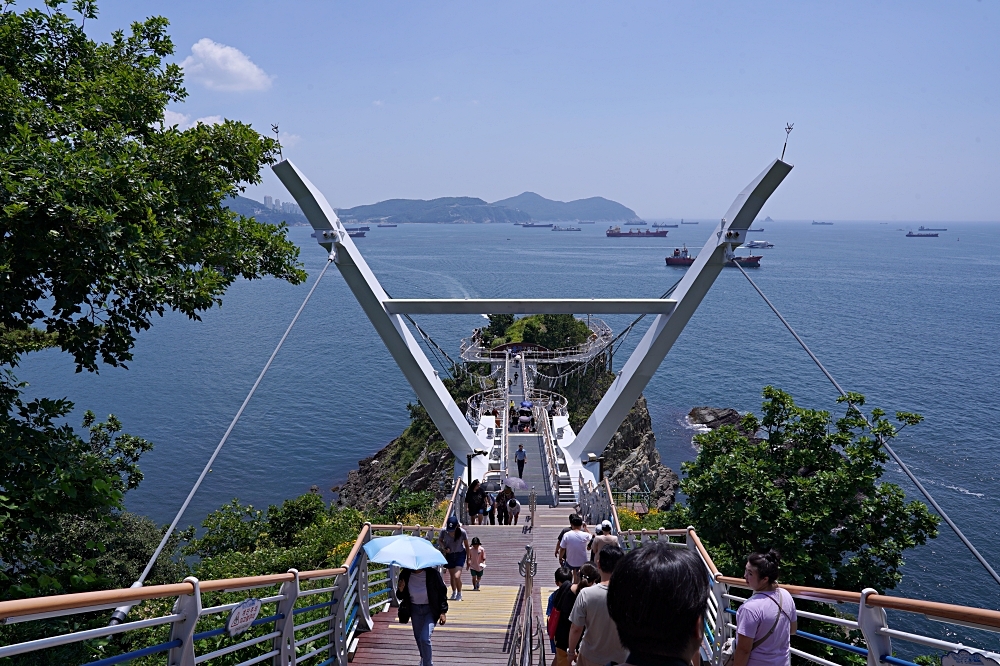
[514,444,527,478]
[568,545,627,666]
[559,514,592,582]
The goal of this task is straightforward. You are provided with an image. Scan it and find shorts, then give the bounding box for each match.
[470,568,484,578]
[445,552,467,569]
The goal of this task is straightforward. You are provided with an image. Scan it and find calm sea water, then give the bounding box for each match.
[17,219,1000,645]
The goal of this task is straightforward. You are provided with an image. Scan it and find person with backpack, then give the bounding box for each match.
[550,563,599,666]
[396,565,448,666]
[546,567,573,656]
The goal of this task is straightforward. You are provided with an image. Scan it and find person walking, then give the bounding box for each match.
[547,566,573,656]
[589,520,618,563]
[551,563,599,666]
[507,496,522,525]
[438,517,470,601]
[496,486,514,525]
[567,546,627,666]
[606,543,708,666]
[559,514,592,581]
[733,550,797,666]
[467,537,486,591]
[486,490,496,525]
[515,444,527,478]
[397,565,448,666]
[465,480,487,525]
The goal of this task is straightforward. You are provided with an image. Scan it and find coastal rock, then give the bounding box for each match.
[338,435,455,511]
[602,395,679,511]
[688,406,742,430]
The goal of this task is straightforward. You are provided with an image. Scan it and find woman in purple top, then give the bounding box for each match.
[734,550,797,666]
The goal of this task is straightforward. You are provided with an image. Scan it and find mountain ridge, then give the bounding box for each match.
[491,191,641,222]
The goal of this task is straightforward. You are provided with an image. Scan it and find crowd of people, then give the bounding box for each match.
[465,479,524,526]
[398,508,797,666]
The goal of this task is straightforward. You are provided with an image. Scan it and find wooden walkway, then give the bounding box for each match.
[352,506,585,665]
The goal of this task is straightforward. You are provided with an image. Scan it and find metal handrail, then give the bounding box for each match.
[4,492,1000,665]
[461,318,614,364]
[534,404,562,507]
[594,482,1000,666]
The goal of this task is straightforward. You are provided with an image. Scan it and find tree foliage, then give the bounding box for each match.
[0,0,305,370]
[682,386,939,592]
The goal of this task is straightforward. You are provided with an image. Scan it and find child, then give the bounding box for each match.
[467,536,486,591]
[546,566,573,654]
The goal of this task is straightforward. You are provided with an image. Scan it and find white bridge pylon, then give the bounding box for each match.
[273,158,791,472]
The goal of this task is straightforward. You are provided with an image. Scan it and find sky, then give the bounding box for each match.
[77,1,998,221]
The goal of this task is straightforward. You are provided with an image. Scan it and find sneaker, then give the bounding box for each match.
[456,592,463,601]
[449,591,457,600]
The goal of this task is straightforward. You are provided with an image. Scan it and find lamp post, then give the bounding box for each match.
[587,453,606,481]
[467,449,488,487]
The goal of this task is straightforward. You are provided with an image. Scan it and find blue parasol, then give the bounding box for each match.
[362,535,447,569]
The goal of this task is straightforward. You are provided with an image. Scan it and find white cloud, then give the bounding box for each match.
[181,38,273,92]
[194,115,224,126]
[161,110,225,130]
[279,132,301,147]
[372,100,384,107]
[163,109,190,127]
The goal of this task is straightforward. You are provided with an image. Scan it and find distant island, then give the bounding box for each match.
[491,192,641,223]
[230,192,644,226]
[336,197,530,225]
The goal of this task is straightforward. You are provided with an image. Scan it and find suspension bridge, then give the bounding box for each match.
[1,157,998,665]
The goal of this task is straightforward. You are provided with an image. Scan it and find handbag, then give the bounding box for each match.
[721,591,784,666]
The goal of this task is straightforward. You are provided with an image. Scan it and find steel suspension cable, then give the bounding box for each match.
[729,258,1000,588]
[109,257,335,624]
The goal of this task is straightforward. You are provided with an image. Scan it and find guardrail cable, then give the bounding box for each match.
[109,257,335,624]
[729,258,1000,588]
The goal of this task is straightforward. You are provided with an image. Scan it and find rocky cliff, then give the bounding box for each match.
[337,389,678,513]
[602,395,679,511]
[688,406,742,430]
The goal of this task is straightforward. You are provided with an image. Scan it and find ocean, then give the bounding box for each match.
[16,219,1000,647]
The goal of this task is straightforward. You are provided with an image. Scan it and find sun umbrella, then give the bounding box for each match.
[504,477,529,490]
[520,401,533,408]
[363,535,447,569]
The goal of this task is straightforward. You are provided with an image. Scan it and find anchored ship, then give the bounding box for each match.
[812,220,833,225]
[552,225,582,231]
[652,222,679,228]
[521,222,554,228]
[745,239,774,248]
[906,231,938,237]
[919,226,947,231]
[607,225,668,238]
[665,245,761,267]
[625,220,648,225]
[377,222,397,227]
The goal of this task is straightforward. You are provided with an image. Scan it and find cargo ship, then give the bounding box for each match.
[745,239,774,248]
[625,220,648,225]
[607,225,668,238]
[747,228,764,232]
[522,222,554,228]
[919,226,947,231]
[345,225,370,232]
[348,230,366,238]
[906,231,938,237]
[552,225,582,231]
[665,245,761,267]
[812,221,833,225]
[652,222,679,228]
[680,219,698,224]
[377,223,398,228]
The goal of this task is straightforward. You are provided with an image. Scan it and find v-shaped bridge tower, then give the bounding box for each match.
[274,158,792,487]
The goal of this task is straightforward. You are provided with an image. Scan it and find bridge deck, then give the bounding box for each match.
[353,507,584,665]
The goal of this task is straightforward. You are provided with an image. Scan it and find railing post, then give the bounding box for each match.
[329,572,349,666]
[712,577,729,666]
[389,523,403,608]
[858,588,891,666]
[358,524,374,633]
[273,569,300,666]
[167,577,201,666]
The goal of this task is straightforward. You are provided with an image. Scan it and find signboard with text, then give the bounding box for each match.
[226,598,262,638]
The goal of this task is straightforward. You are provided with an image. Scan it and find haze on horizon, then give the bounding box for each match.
[84,1,998,222]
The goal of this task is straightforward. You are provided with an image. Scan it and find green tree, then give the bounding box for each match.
[486,313,514,339]
[681,386,938,592]
[0,0,305,601]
